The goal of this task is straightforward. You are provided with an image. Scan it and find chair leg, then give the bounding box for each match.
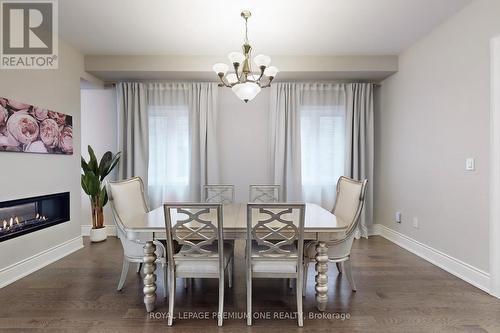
[336,262,343,274]
[344,259,356,292]
[163,263,168,298]
[168,269,176,326]
[136,263,142,274]
[246,272,252,326]
[117,257,130,291]
[228,257,233,289]
[183,278,189,289]
[296,277,303,327]
[289,278,293,289]
[218,273,225,326]
[302,260,309,297]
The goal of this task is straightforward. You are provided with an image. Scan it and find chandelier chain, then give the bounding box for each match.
[244,17,249,44]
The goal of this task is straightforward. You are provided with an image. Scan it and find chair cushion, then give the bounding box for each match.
[334,178,363,227]
[108,179,148,223]
[304,236,354,260]
[252,260,297,274]
[174,242,233,275]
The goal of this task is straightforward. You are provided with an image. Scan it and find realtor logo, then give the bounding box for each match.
[1,0,58,69]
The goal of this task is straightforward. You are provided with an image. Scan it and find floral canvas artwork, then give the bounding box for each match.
[0,97,73,155]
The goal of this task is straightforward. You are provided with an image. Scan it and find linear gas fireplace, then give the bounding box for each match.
[0,192,70,242]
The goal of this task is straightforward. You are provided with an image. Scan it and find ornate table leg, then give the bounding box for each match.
[143,241,157,312]
[315,241,328,311]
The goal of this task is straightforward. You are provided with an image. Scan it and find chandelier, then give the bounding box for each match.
[212,10,279,103]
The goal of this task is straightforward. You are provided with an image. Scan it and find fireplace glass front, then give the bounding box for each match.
[0,192,70,242]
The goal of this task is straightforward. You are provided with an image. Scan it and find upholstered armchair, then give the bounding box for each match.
[303,176,368,295]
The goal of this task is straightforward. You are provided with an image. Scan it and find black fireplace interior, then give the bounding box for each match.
[0,192,70,242]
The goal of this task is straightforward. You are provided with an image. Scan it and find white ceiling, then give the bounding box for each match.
[60,0,473,56]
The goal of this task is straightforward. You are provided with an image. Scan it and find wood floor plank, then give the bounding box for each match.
[0,236,499,332]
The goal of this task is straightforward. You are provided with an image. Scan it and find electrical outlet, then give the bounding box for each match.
[395,212,402,223]
[412,217,419,229]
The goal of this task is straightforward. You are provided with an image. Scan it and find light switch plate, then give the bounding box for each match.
[412,217,419,229]
[465,158,475,171]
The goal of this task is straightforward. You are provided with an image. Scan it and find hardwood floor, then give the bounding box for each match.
[0,236,499,332]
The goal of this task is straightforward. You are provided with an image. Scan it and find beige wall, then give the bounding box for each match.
[218,88,272,202]
[80,87,117,227]
[376,0,500,272]
[0,40,85,269]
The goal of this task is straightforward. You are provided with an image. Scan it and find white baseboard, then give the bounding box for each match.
[0,236,83,288]
[371,223,490,293]
[81,225,117,236]
[367,223,382,236]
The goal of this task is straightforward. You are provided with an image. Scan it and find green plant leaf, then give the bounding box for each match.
[98,151,112,180]
[82,171,100,197]
[105,152,121,178]
[98,186,108,207]
[87,145,99,174]
[81,174,89,194]
[81,156,90,173]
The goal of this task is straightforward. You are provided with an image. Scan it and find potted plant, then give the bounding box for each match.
[81,145,121,242]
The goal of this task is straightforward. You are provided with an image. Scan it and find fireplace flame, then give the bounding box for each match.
[0,214,49,233]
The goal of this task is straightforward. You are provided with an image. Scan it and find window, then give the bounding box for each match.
[300,105,345,207]
[148,105,190,207]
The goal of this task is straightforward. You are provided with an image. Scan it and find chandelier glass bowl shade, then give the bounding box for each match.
[213,10,279,103]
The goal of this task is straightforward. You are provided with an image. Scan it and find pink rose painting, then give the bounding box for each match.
[0,97,73,155]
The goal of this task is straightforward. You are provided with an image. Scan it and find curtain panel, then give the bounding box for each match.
[269,82,374,238]
[117,82,149,189]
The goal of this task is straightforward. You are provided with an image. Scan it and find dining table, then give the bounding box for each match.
[118,202,348,313]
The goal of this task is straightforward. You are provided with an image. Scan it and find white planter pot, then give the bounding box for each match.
[90,227,107,243]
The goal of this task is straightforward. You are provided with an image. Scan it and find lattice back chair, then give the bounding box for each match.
[164,203,234,326]
[249,185,281,203]
[246,203,305,327]
[303,176,368,295]
[107,177,167,295]
[203,185,235,204]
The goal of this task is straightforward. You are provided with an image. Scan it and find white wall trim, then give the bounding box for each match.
[370,224,490,293]
[490,35,500,298]
[81,225,117,237]
[367,223,382,236]
[0,236,83,288]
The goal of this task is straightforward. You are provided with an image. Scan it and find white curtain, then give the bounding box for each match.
[269,83,303,202]
[146,82,219,208]
[345,84,374,238]
[269,82,373,238]
[117,82,149,189]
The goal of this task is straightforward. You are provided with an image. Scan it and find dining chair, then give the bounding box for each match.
[246,203,305,327]
[249,185,281,203]
[302,176,368,295]
[203,185,235,204]
[163,203,234,326]
[107,177,168,296]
